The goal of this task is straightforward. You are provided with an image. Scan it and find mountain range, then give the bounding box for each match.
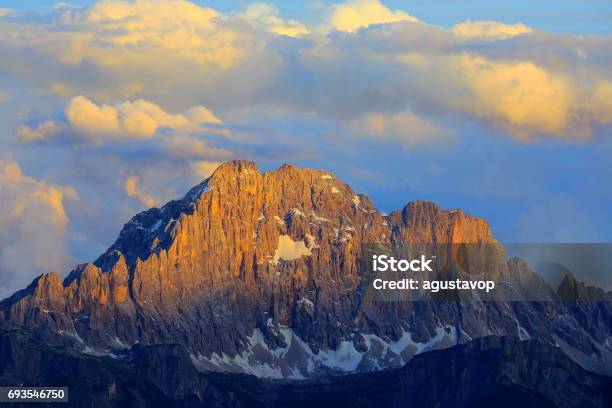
[0,160,611,406]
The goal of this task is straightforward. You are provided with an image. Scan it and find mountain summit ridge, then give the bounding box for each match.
[1,160,610,378]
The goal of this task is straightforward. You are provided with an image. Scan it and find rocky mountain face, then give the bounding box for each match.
[0,321,251,408]
[386,336,612,408]
[0,161,611,378]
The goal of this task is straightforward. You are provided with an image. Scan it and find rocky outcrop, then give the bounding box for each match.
[1,322,609,408]
[0,161,610,378]
[386,336,612,408]
[0,321,250,408]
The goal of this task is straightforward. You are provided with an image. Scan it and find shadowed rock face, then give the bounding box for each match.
[386,336,612,408]
[1,323,610,408]
[0,321,252,408]
[0,161,610,378]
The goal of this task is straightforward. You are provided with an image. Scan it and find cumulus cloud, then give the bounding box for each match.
[417,54,574,138]
[458,56,572,138]
[238,3,309,37]
[61,0,244,68]
[0,160,77,298]
[451,21,533,41]
[16,96,221,143]
[393,52,612,139]
[0,0,264,108]
[0,0,611,142]
[326,0,419,33]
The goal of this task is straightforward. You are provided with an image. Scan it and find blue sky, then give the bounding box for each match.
[0,0,610,297]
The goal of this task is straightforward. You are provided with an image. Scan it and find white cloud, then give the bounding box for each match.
[421,54,575,139]
[238,3,309,37]
[386,50,611,139]
[326,0,419,33]
[0,0,263,107]
[16,96,222,143]
[0,160,77,298]
[452,21,532,41]
[0,0,611,141]
[58,0,244,68]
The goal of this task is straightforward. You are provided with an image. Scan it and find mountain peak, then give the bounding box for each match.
[1,161,507,378]
[209,160,259,180]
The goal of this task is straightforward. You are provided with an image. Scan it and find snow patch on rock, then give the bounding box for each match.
[352,195,367,212]
[271,235,312,265]
[193,325,458,379]
[515,318,531,341]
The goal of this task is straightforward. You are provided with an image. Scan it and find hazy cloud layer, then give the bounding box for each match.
[451,21,533,41]
[348,110,451,148]
[0,160,77,298]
